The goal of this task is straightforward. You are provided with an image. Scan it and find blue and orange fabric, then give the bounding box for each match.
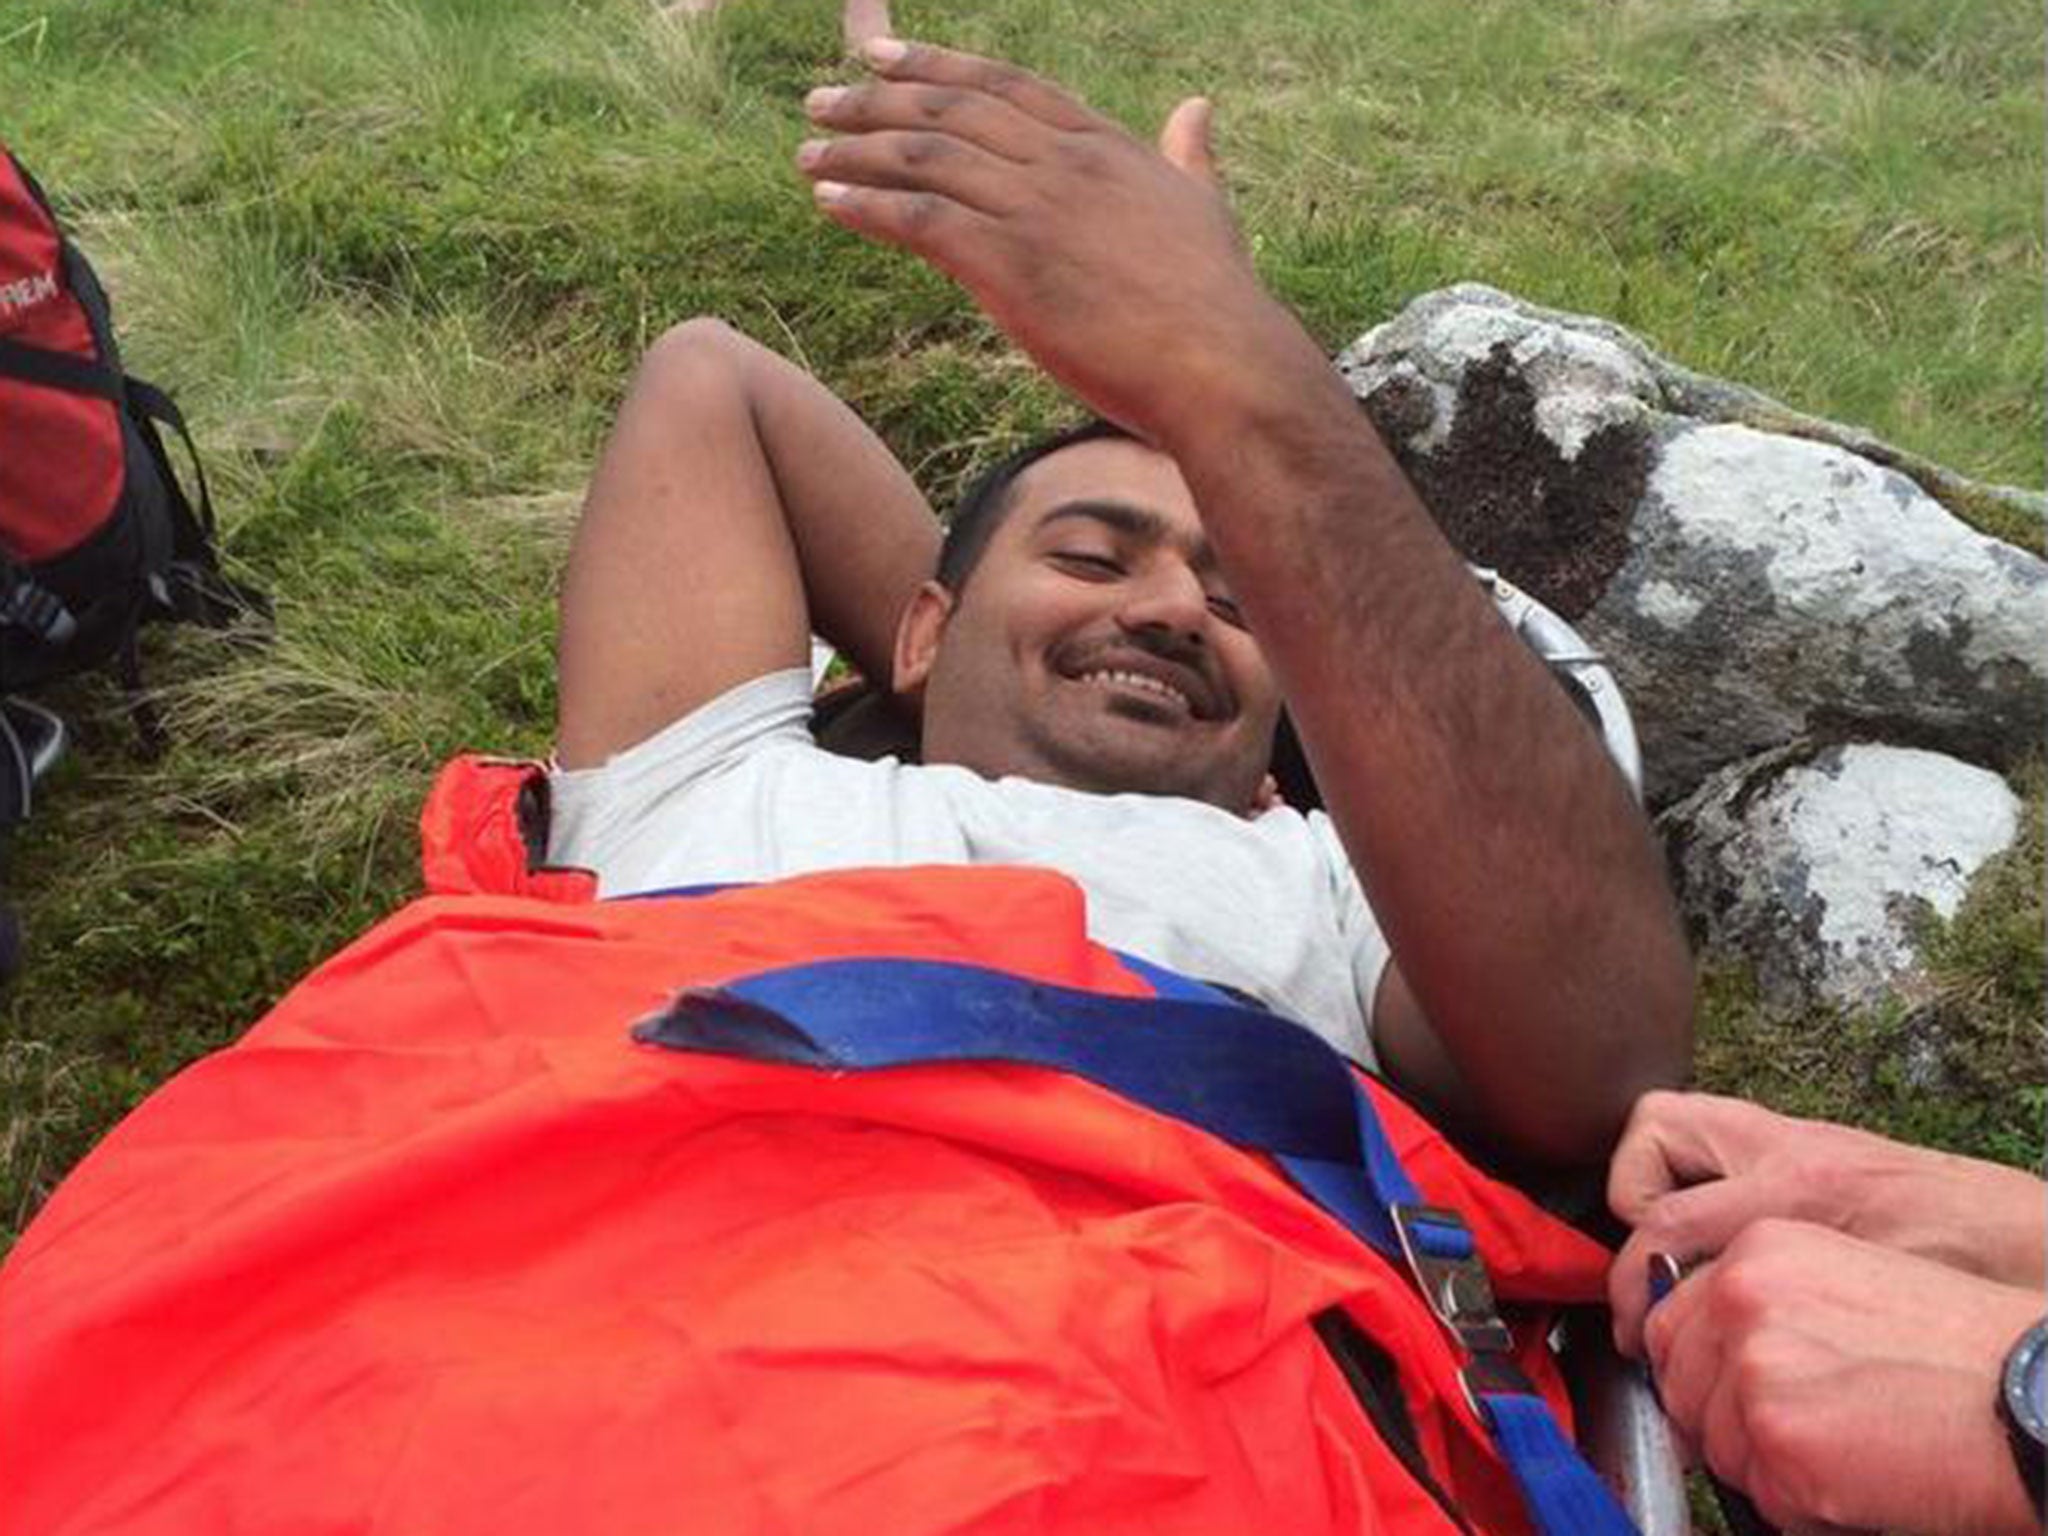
[0,757,1618,1535]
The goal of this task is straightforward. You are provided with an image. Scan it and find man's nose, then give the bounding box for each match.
[1114,562,1209,644]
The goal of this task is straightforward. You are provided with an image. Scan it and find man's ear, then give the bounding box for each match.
[890,580,955,705]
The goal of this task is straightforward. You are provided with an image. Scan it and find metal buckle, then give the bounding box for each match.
[1392,1204,1512,1353]
[1458,1352,1538,1424]
[1391,1204,1536,1420]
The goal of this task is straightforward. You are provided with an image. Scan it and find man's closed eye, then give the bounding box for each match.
[1051,551,1124,578]
[1206,593,1245,629]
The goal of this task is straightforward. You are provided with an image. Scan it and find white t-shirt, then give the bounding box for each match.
[548,669,1391,1065]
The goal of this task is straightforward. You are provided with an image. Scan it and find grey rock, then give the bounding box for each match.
[1339,284,1666,465]
[1339,283,2046,524]
[1601,423,2045,799]
[1338,284,2047,804]
[1659,742,2021,1013]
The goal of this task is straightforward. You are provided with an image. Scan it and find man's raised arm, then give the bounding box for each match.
[798,42,1692,1166]
[556,319,938,766]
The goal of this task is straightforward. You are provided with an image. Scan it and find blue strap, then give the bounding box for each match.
[647,957,1367,1166]
[1054,951,1426,1257]
[636,953,1637,1536]
[615,882,750,901]
[1483,1392,1642,1535]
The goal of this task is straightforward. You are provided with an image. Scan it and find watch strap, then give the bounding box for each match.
[1999,1318,2048,1518]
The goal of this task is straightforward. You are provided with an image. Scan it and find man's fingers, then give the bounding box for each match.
[1607,1239,1662,1359]
[1695,1365,1763,1517]
[806,81,1044,165]
[800,131,1022,216]
[1157,96,1217,184]
[809,180,994,278]
[1605,1090,1701,1220]
[861,37,1100,133]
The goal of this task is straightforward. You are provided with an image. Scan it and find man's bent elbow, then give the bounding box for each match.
[1567,887,1697,1151]
[1567,958,1695,1166]
[1514,957,1695,1171]
[635,316,766,404]
[1634,923,1698,1087]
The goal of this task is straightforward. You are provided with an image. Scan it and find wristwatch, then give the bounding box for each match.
[1999,1317,2048,1518]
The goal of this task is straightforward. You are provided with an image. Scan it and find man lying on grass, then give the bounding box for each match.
[550,38,1692,1169]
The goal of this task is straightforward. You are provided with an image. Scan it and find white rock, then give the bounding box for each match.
[1338,284,2048,803]
[1588,424,2046,800]
[1338,283,1662,464]
[1634,579,1703,631]
[1533,388,1650,462]
[1661,744,2021,1010]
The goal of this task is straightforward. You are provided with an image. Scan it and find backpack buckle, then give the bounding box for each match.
[0,568,77,646]
[1391,1203,1536,1418]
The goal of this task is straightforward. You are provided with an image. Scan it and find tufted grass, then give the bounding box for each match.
[0,0,2040,1246]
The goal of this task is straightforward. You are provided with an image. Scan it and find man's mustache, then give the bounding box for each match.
[1054,631,1228,720]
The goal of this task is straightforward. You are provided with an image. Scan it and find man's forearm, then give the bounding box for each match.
[1160,328,1694,1165]
[792,42,1693,1162]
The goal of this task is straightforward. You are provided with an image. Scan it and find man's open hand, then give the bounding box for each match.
[798,40,1323,440]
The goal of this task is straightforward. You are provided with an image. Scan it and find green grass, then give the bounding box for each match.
[0,0,2040,1244]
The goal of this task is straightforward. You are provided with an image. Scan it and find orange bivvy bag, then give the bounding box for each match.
[0,758,1617,1536]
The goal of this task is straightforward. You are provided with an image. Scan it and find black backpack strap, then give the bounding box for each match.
[124,375,270,630]
[124,374,217,545]
[114,623,168,759]
[0,327,268,655]
[0,702,30,825]
[0,336,123,400]
[0,342,225,572]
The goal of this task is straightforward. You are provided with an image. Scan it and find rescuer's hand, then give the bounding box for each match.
[797,39,1328,444]
[1643,1218,2041,1536]
[1607,1090,2048,1357]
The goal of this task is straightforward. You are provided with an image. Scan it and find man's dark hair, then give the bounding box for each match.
[937,418,1136,592]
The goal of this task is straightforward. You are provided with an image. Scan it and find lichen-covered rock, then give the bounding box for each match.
[1600,424,2045,800]
[1338,293,1659,622]
[1338,284,2047,804]
[1339,286,1665,463]
[1659,742,2021,1012]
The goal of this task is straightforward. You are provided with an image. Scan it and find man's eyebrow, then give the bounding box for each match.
[1033,500,1216,572]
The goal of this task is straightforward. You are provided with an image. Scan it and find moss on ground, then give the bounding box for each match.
[1694,769,2045,1170]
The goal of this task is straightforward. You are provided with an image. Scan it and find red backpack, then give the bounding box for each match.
[0,145,263,765]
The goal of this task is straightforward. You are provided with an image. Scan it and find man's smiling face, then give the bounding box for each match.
[895,436,1282,811]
